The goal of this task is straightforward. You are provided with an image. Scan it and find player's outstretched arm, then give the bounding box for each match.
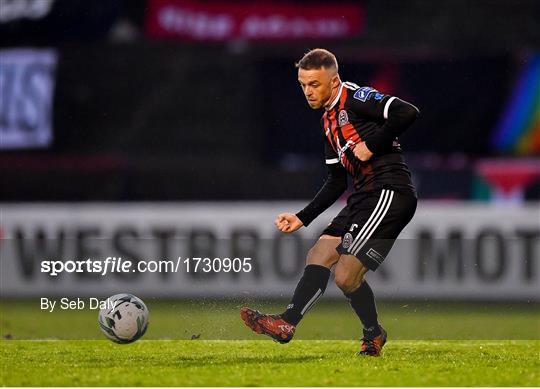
[275,213,303,233]
[293,163,348,228]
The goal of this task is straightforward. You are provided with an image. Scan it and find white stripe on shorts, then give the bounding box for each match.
[348,189,394,255]
[347,189,389,253]
[350,190,394,256]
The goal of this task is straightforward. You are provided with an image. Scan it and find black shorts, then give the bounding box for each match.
[321,187,417,271]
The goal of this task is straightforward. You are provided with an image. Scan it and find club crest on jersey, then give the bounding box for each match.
[338,110,349,126]
[342,233,354,249]
[353,86,379,102]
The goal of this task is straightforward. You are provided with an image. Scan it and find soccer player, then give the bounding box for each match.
[241,49,419,356]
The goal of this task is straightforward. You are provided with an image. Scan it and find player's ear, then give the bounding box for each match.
[331,73,340,87]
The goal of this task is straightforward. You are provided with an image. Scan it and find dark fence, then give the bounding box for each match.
[1,0,539,201]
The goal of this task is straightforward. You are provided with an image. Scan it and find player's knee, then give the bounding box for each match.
[334,275,356,294]
[334,263,366,294]
[334,271,360,294]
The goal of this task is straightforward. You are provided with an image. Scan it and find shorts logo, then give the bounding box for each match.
[353,86,382,102]
[342,233,353,249]
[366,248,385,263]
[338,110,349,126]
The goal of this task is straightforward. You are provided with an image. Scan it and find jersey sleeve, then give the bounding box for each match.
[347,86,395,121]
[347,85,420,155]
[295,133,347,227]
[324,135,340,165]
[296,162,348,227]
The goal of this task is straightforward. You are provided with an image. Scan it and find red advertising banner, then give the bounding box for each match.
[145,0,364,41]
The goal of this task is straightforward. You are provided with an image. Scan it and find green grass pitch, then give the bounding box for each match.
[1,300,539,386]
[1,340,539,386]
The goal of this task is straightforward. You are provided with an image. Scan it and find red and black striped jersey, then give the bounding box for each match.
[322,81,415,193]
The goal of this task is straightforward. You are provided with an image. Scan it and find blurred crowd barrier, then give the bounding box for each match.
[1,202,538,300]
[1,1,539,202]
[0,44,539,201]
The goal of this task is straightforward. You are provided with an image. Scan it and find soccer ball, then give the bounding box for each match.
[98,293,149,343]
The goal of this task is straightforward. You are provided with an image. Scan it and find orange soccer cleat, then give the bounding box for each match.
[240,307,295,344]
[358,326,387,357]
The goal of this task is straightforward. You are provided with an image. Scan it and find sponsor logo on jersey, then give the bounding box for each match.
[353,86,380,102]
[342,233,354,249]
[338,110,349,126]
[366,248,385,263]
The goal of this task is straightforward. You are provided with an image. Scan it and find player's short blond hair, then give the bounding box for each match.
[295,49,338,72]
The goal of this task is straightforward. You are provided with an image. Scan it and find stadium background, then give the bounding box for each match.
[1,0,539,346]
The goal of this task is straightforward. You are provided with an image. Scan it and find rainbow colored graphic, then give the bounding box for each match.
[492,54,540,155]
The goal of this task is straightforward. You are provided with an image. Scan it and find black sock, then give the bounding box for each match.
[281,264,330,326]
[344,280,381,337]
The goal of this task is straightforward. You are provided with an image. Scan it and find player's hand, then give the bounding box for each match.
[274,213,303,233]
[353,141,373,162]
